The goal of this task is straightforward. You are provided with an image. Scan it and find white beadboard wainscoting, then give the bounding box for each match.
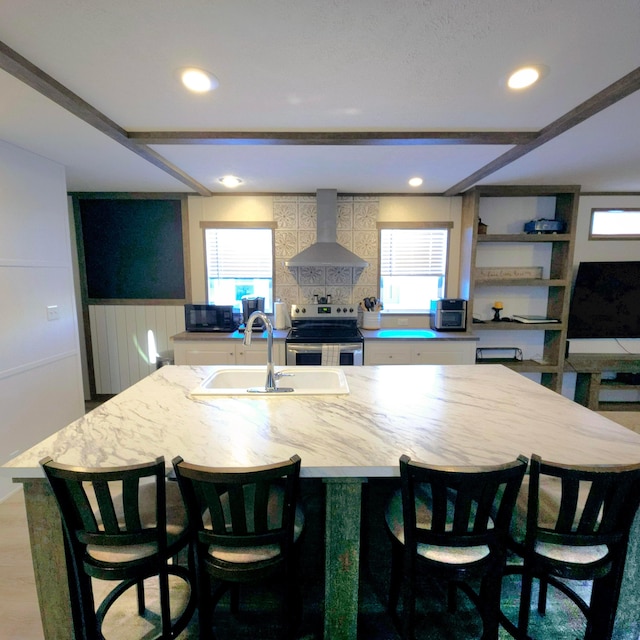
[89,305,185,395]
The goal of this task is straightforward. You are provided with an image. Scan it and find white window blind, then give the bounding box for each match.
[380,228,448,276]
[205,228,272,278]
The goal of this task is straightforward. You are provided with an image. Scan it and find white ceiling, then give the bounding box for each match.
[1,0,639,195]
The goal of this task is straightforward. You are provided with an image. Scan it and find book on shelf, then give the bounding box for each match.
[511,315,560,324]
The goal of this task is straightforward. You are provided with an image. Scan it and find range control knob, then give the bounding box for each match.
[301,308,306,314]
[343,307,349,313]
[336,307,341,312]
[349,307,354,313]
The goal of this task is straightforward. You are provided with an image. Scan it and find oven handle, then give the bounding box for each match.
[286,343,363,353]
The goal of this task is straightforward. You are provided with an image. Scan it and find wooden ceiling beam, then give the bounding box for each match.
[0,40,212,196]
[127,130,537,146]
[444,65,640,196]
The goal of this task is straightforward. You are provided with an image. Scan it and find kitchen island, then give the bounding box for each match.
[4,364,640,639]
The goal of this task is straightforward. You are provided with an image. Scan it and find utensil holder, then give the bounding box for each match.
[362,312,381,330]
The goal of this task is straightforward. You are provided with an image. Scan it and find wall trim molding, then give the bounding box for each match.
[0,350,80,382]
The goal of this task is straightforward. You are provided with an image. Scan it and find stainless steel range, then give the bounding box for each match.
[285,304,364,366]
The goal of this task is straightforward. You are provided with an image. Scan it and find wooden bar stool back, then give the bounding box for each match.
[385,454,528,640]
[505,453,640,640]
[41,456,195,640]
[172,454,304,640]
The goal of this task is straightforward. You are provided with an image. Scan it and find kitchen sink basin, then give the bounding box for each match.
[191,366,349,396]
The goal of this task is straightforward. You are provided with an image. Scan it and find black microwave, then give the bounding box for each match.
[184,304,237,332]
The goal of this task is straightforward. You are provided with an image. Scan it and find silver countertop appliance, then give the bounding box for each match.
[430,298,467,331]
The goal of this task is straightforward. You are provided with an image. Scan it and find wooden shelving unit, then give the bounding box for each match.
[566,353,640,410]
[460,185,580,393]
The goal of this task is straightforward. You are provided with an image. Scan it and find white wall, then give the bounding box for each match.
[89,304,185,394]
[0,140,84,499]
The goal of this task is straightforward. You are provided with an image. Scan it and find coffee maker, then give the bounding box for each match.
[240,296,265,331]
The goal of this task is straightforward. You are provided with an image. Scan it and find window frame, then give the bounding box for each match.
[200,221,277,311]
[589,208,640,240]
[376,221,453,313]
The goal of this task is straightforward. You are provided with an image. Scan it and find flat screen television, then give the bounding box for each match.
[567,261,640,339]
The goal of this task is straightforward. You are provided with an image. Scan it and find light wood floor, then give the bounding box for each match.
[2,411,639,640]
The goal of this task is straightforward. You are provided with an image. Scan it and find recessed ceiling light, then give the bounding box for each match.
[507,65,548,90]
[408,177,423,187]
[218,175,243,188]
[180,67,218,93]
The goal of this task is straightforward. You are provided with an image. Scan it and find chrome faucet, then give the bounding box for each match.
[243,310,293,393]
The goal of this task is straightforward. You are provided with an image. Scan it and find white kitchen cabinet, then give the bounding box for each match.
[411,341,476,365]
[173,339,283,366]
[364,340,475,365]
[364,342,411,365]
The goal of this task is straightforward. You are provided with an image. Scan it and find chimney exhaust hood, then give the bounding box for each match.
[284,189,369,268]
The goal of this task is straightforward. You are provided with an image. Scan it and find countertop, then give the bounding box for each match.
[172,329,477,341]
[5,364,640,480]
[358,328,477,340]
[172,329,290,341]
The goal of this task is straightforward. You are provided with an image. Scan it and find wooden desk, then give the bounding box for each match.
[566,353,640,411]
[4,365,640,639]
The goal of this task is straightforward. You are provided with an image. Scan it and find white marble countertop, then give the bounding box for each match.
[5,364,640,480]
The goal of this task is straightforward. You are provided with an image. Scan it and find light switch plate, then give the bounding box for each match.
[47,305,60,321]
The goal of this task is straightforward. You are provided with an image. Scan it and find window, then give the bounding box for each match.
[378,223,451,312]
[590,209,640,239]
[203,224,275,312]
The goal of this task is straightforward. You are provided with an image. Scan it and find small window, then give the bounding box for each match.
[203,225,274,312]
[590,209,640,239]
[378,224,451,312]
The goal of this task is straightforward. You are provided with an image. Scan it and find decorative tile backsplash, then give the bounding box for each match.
[273,195,379,308]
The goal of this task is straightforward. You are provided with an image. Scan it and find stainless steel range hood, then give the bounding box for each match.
[284,189,369,268]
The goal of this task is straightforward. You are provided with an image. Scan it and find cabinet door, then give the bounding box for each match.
[411,341,476,365]
[236,341,268,364]
[174,341,236,365]
[364,341,412,365]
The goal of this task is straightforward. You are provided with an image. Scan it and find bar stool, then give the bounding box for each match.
[503,453,640,640]
[384,454,528,640]
[41,456,195,640]
[172,454,304,640]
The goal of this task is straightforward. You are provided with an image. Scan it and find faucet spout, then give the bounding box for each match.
[243,310,276,391]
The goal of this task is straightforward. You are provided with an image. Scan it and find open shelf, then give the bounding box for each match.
[566,354,640,410]
[476,233,572,243]
[475,359,560,373]
[471,322,564,331]
[474,278,569,287]
[460,185,580,393]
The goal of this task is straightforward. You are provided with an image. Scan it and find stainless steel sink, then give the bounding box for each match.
[191,366,349,396]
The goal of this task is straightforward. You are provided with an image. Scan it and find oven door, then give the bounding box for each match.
[286,342,363,366]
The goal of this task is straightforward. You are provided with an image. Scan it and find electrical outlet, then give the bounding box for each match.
[46,305,60,321]
[397,318,409,326]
